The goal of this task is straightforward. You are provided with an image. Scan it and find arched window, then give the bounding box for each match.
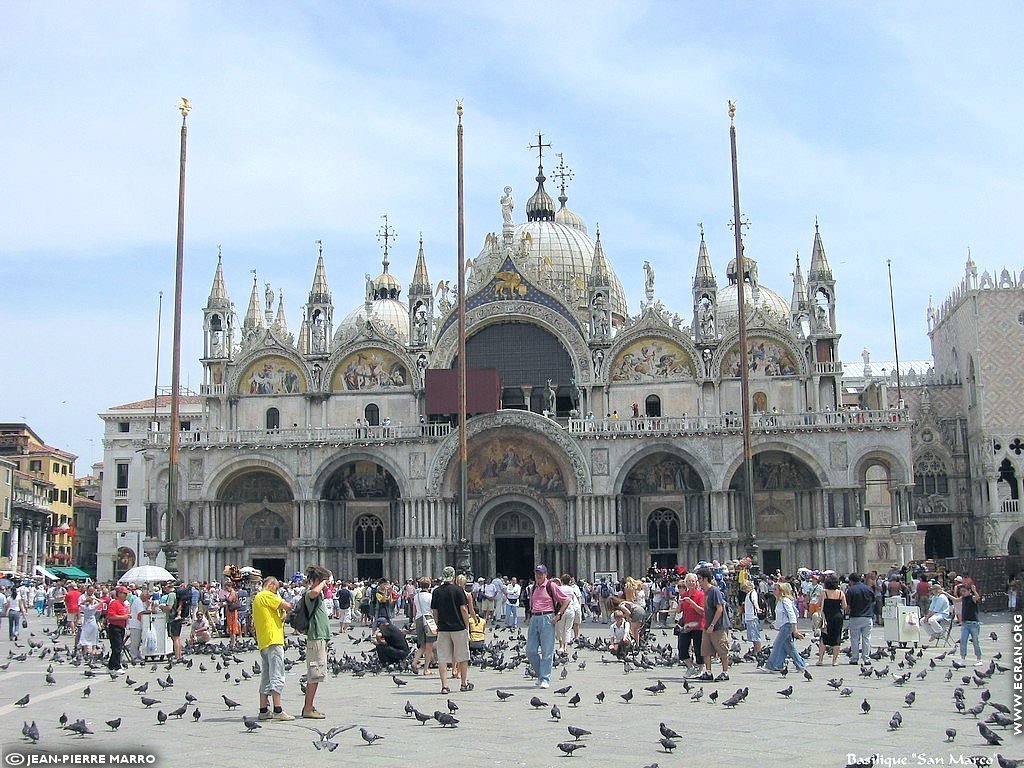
[968,357,978,407]
[648,508,679,551]
[364,403,380,427]
[265,407,280,431]
[914,454,949,495]
[354,514,384,554]
[210,314,222,332]
[645,395,661,418]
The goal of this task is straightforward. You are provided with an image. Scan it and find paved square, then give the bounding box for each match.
[0,612,1019,768]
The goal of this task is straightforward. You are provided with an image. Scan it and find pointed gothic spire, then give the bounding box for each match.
[692,224,716,289]
[588,224,611,285]
[807,219,833,281]
[243,272,262,333]
[790,252,808,312]
[274,290,288,332]
[308,244,331,305]
[297,312,310,355]
[410,233,431,293]
[206,249,230,309]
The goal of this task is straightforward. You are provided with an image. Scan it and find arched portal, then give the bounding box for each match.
[321,461,399,579]
[622,452,707,568]
[490,504,540,583]
[353,514,385,579]
[1008,525,1024,557]
[729,450,821,574]
[218,470,294,579]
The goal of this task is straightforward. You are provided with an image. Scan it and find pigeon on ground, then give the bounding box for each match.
[557,742,586,756]
[106,718,121,731]
[392,675,408,687]
[803,669,813,681]
[496,690,514,701]
[567,726,590,740]
[979,723,1003,746]
[359,727,383,745]
[550,704,561,721]
[22,721,39,743]
[861,699,870,714]
[184,692,198,704]
[45,673,56,685]
[659,738,677,753]
[15,694,29,707]
[966,703,986,718]
[192,709,201,722]
[904,691,916,707]
[242,716,261,733]
[64,720,93,737]
[621,689,634,703]
[660,723,681,739]
[170,704,188,719]
[156,710,168,725]
[140,697,160,708]
[568,692,581,707]
[997,756,1024,768]
[777,686,793,698]
[413,710,432,725]
[447,700,459,714]
[555,686,572,696]
[945,728,956,742]
[435,712,459,728]
[595,691,605,703]
[222,695,241,710]
[530,697,547,709]
[644,681,666,695]
[58,713,68,728]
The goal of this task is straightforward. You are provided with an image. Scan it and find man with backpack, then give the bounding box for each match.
[160,582,189,661]
[525,565,569,689]
[294,565,331,719]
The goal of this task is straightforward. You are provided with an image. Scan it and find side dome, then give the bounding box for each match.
[716,282,790,323]
[337,298,410,344]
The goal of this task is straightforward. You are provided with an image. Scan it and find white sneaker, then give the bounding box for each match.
[974,660,984,666]
[539,680,550,689]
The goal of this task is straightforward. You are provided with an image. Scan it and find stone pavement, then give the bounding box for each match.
[0,612,1020,768]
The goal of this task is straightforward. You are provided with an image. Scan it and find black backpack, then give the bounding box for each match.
[174,587,190,619]
[287,593,317,632]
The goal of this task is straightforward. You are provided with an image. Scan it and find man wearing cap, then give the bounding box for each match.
[922,582,951,642]
[371,615,410,666]
[431,566,472,694]
[526,564,569,689]
[106,586,130,671]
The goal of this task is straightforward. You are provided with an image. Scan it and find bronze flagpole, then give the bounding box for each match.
[456,100,471,575]
[728,102,758,567]
[166,98,190,576]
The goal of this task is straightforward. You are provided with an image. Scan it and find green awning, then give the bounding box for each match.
[50,566,92,580]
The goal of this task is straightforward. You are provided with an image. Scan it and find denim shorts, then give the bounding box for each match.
[744,618,762,642]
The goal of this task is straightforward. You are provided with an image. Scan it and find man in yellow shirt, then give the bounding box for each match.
[252,576,294,721]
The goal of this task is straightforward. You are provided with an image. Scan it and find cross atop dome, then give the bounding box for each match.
[377,214,397,273]
[526,132,556,222]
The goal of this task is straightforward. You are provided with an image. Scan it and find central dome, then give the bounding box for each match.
[505,220,629,319]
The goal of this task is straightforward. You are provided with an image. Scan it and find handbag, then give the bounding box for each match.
[22,618,28,629]
[422,614,438,635]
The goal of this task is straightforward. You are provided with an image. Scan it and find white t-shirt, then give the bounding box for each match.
[413,589,432,619]
[506,584,521,603]
[563,584,583,612]
[743,589,760,622]
[0,593,8,615]
[128,597,149,630]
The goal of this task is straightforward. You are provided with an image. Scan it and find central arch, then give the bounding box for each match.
[471,490,557,582]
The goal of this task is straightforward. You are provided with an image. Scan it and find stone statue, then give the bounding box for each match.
[311,320,325,352]
[700,303,715,337]
[414,308,429,345]
[643,261,655,298]
[546,379,556,413]
[311,363,322,389]
[264,283,274,313]
[501,186,514,227]
[417,354,428,379]
[592,348,604,377]
[365,274,374,302]
[748,260,758,287]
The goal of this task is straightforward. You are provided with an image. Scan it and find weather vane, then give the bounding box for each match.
[529,132,552,169]
[456,98,464,124]
[315,239,323,257]
[178,97,191,120]
[553,152,574,198]
[377,215,397,262]
[698,222,704,239]
[728,100,736,124]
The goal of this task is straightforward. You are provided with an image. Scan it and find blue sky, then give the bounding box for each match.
[2,2,1022,468]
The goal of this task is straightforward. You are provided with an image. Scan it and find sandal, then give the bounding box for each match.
[460,683,474,692]
[440,687,450,695]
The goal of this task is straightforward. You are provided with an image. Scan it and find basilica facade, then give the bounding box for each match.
[98,150,922,583]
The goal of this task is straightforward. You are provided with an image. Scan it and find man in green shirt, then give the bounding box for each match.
[302,565,332,719]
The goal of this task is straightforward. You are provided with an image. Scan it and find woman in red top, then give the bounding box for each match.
[675,572,705,675]
[223,582,240,648]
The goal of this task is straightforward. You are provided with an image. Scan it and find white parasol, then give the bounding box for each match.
[118,565,175,585]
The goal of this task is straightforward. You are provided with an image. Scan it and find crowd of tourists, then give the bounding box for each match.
[0,555,1002,721]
